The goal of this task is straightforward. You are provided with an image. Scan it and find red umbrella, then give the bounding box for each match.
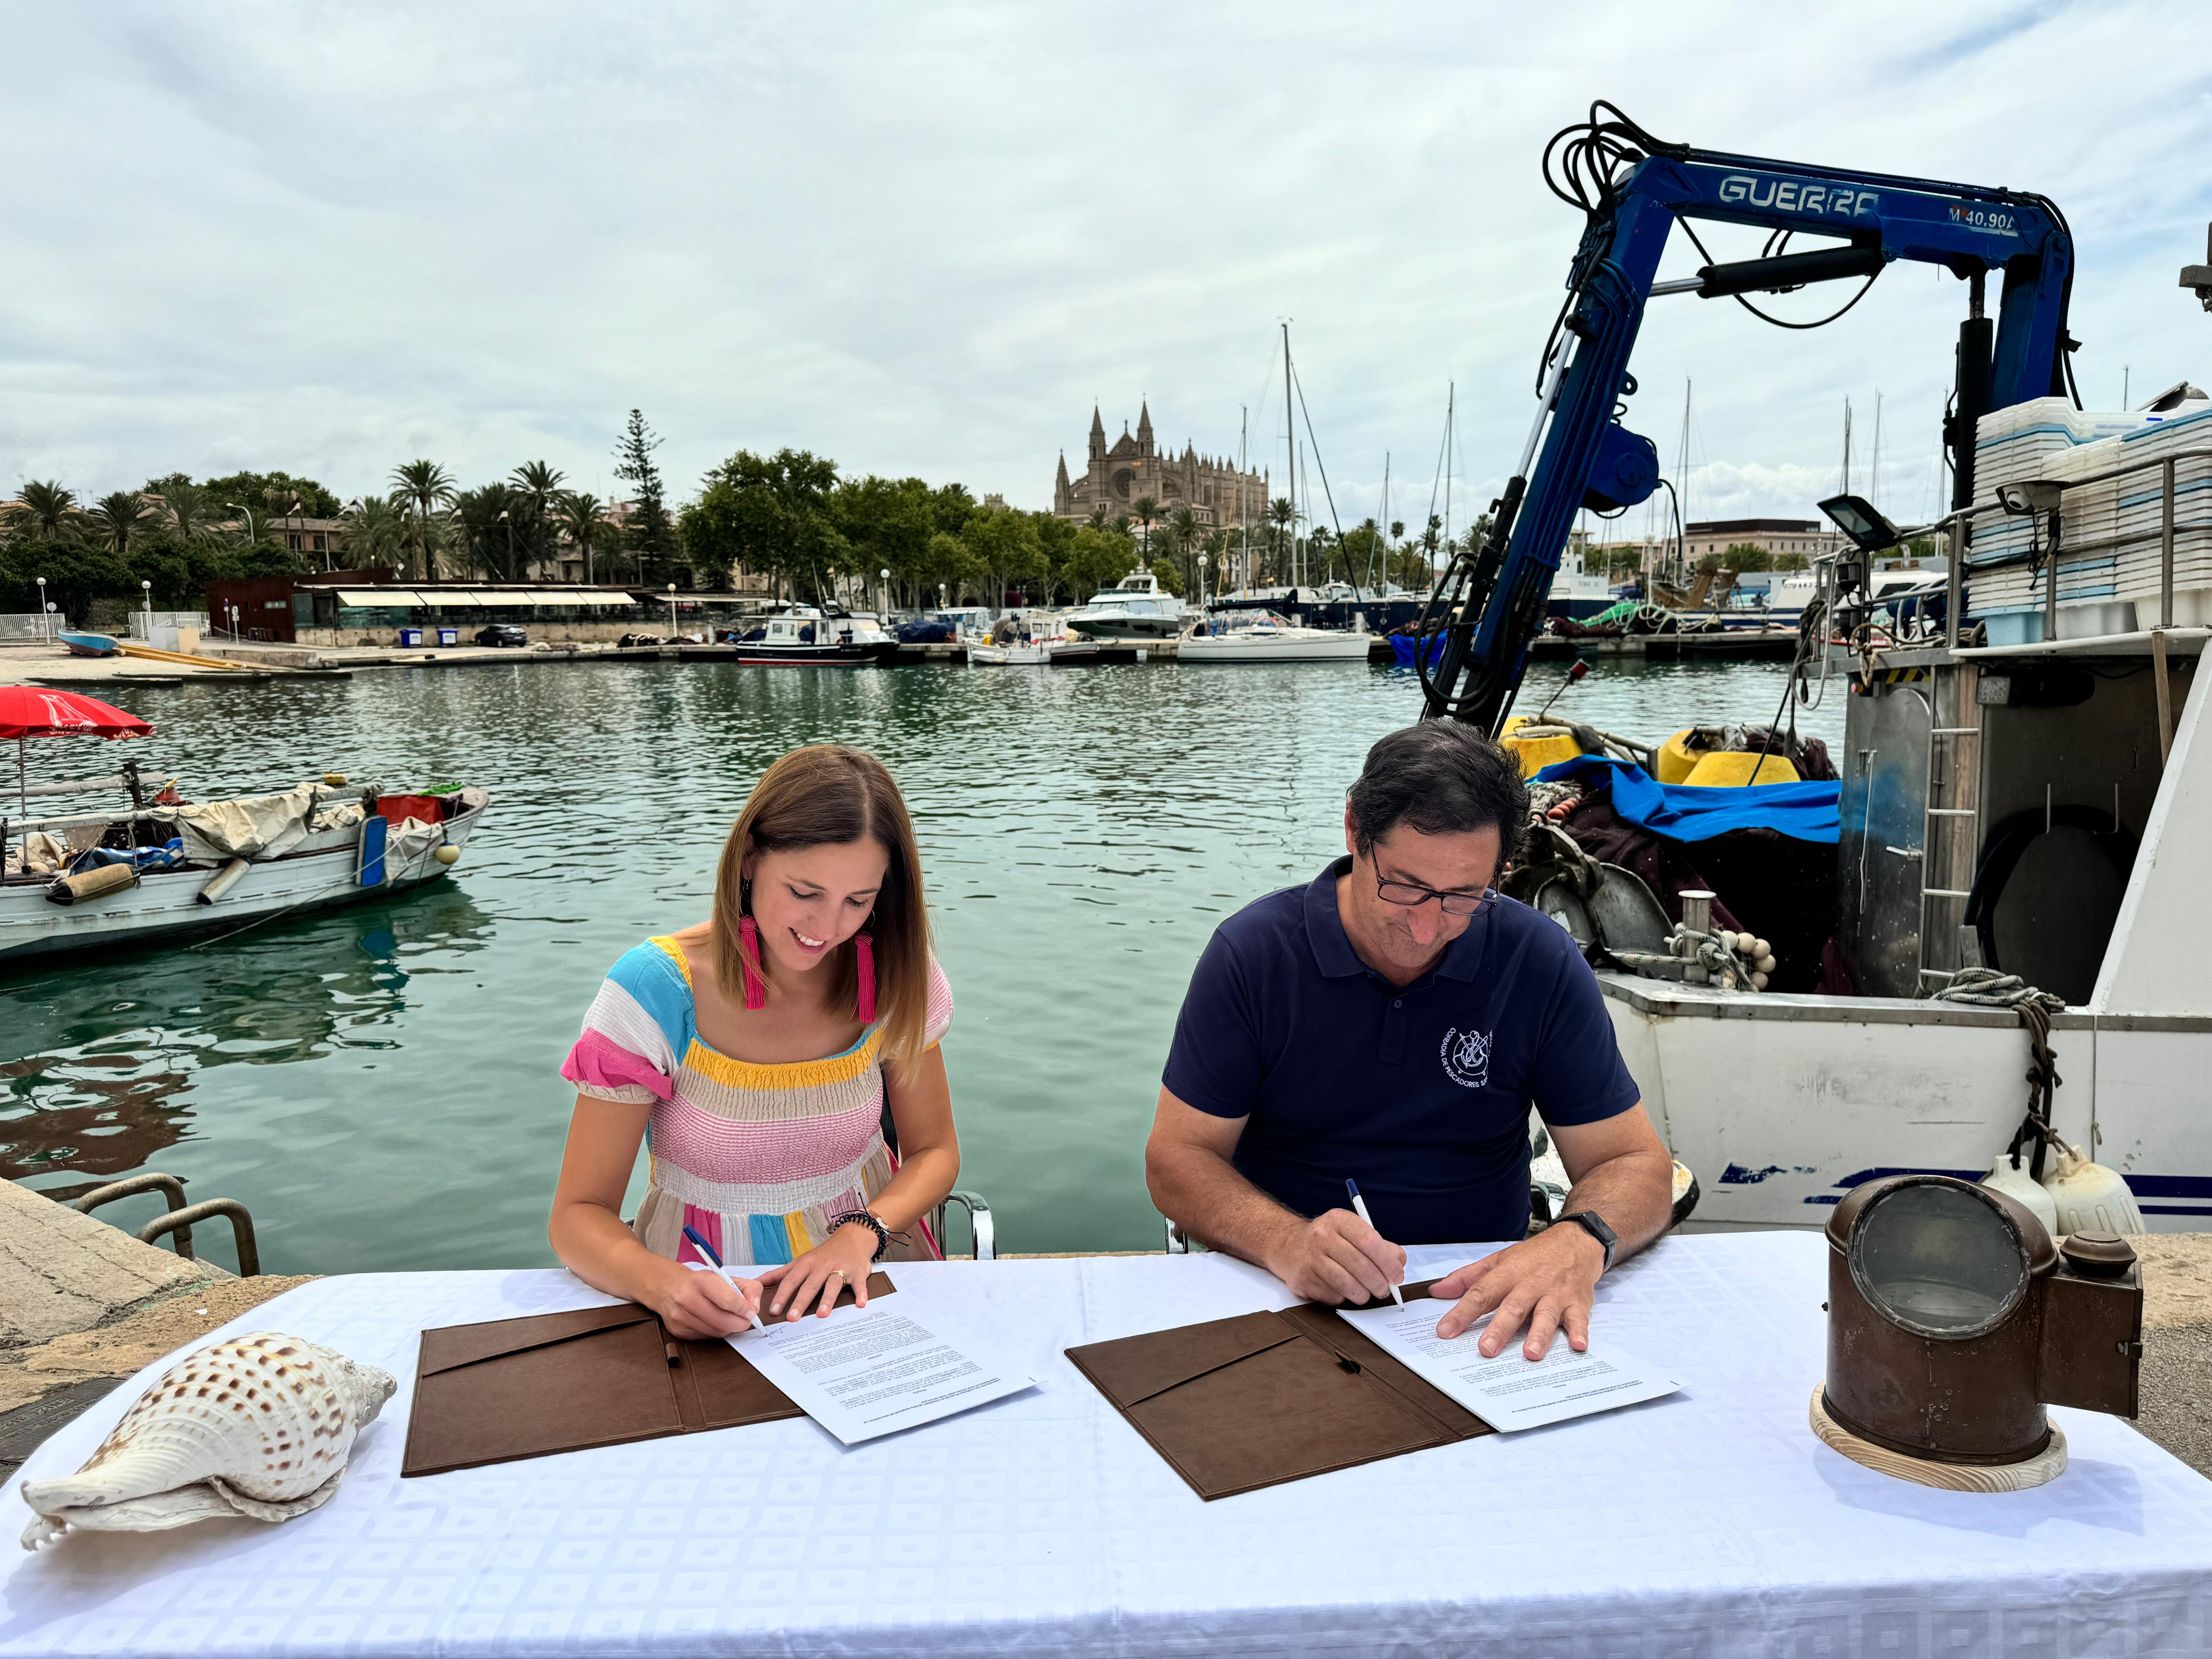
[0,686,152,821]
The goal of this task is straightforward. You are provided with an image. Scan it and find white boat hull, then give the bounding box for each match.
[1602,978,2208,1231]
[1,795,489,962]
[1179,630,1372,663]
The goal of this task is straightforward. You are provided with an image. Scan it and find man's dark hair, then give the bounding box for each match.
[1346,722,1528,866]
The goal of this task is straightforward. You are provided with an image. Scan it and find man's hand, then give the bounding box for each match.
[1431,1222,1606,1358]
[1267,1208,1407,1305]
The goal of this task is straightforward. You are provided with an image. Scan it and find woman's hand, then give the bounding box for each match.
[757,1223,879,1321]
[653,1263,764,1340]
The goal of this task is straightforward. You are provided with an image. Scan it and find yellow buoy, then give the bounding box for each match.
[1499,716,1585,779]
[1681,750,1800,787]
[435,844,461,866]
[1655,729,1704,784]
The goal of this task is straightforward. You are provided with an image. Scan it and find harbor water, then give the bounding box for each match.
[2,656,1843,1271]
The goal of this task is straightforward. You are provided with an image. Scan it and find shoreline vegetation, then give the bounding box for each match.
[6,411,1466,629]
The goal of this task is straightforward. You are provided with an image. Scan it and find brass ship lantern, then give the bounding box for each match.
[1814,1174,2142,1490]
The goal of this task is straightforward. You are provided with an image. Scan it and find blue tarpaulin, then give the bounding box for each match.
[1532,755,1840,844]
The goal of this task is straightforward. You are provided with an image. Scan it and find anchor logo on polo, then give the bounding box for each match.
[1440,1027,1492,1089]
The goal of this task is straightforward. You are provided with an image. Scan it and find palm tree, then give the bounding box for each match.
[1167,505,1201,599]
[390,460,457,580]
[1267,496,1296,582]
[1086,503,1110,531]
[86,491,153,554]
[510,461,566,579]
[153,480,224,543]
[6,480,81,540]
[556,492,617,585]
[1131,495,1160,559]
[342,496,407,566]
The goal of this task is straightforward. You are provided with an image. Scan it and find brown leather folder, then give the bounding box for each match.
[401,1272,895,1477]
[1064,1281,1492,1500]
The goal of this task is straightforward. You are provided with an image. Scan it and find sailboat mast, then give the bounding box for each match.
[1282,321,1297,591]
[1238,405,1249,595]
[1374,450,1389,595]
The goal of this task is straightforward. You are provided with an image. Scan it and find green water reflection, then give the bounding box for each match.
[1,655,1840,1271]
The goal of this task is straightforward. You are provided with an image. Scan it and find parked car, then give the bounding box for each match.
[475,623,528,647]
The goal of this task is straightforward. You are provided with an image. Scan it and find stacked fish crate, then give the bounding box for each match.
[1965,396,2212,643]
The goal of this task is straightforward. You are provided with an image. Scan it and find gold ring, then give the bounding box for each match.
[828,1268,848,1280]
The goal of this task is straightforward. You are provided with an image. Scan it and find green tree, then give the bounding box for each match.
[830,476,938,606]
[390,459,458,580]
[86,491,153,556]
[556,492,620,585]
[613,410,679,585]
[1148,556,1184,597]
[0,538,130,623]
[682,448,843,601]
[200,470,341,519]
[1062,525,1136,602]
[5,480,81,541]
[1032,512,1077,605]
[958,507,1043,608]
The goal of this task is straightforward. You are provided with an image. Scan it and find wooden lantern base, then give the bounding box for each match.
[1808,1387,2068,1491]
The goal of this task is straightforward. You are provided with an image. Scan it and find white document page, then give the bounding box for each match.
[1336,1299,1680,1432]
[727,1300,1035,1446]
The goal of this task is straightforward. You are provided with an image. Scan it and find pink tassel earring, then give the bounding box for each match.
[854,931,877,1023]
[737,915,767,1010]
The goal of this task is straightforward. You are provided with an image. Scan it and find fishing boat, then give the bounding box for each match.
[56,631,120,658]
[1066,570,1183,641]
[1180,611,1372,663]
[731,608,897,665]
[3,778,489,963]
[1545,550,1616,621]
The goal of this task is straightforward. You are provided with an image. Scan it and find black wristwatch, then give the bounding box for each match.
[1557,1210,1616,1272]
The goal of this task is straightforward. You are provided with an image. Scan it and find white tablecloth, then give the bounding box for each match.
[3,1233,2209,1658]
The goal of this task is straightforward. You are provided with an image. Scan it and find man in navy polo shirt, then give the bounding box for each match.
[1146,722,1674,1361]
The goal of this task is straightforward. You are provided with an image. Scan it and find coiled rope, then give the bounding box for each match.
[1933,968,2067,1179]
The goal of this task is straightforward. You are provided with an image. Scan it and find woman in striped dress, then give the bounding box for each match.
[550,745,959,1337]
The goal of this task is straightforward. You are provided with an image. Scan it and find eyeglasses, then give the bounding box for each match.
[1375,870,1497,917]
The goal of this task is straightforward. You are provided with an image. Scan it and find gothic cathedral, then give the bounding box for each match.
[1052,403,1267,530]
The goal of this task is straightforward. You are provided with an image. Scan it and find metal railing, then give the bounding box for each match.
[0,613,52,642]
[1939,445,2212,648]
[68,1172,262,1276]
[931,1189,995,1260]
[126,610,209,639]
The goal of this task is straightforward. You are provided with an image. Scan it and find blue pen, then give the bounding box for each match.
[683,1226,765,1332]
[1344,1179,1404,1308]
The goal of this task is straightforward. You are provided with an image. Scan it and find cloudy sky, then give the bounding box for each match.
[4,2,2209,536]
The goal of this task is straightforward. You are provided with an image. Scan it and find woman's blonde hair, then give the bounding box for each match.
[712,745,933,1068]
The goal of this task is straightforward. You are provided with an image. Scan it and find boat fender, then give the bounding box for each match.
[2040,1145,2146,1238]
[196,858,251,907]
[1980,1158,2061,1236]
[434,844,461,866]
[43,862,140,907]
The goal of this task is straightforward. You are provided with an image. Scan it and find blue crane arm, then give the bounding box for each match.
[1421,136,2074,732]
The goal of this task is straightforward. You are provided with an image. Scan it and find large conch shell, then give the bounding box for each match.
[19,1332,394,1550]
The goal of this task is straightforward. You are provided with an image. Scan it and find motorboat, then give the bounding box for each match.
[970,613,1098,666]
[57,631,120,658]
[1066,570,1183,641]
[3,776,489,963]
[731,607,897,665]
[1180,611,1372,663]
